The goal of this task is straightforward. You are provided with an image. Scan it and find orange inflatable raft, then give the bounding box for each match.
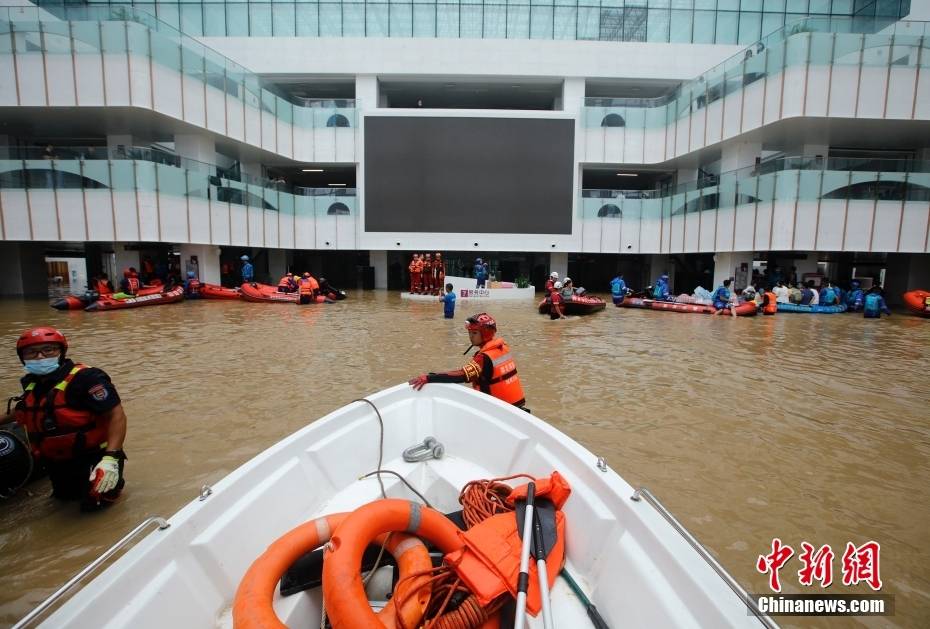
[239,283,329,304]
[902,290,930,317]
[619,297,758,316]
[201,283,241,300]
[85,286,185,311]
[538,294,607,315]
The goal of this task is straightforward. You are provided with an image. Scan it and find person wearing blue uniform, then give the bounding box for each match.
[819,281,838,306]
[610,274,627,306]
[474,258,488,288]
[863,286,891,319]
[652,274,671,301]
[240,255,254,284]
[846,280,865,312]
[441,283,456,319]
[711,279,736,317]
[800,283,815,305]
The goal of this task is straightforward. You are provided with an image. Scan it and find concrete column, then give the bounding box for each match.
[240,161,262,180]
[677,168,698,185]
[0,242,49,297]
[720,141,762,173]
[267,249,287,281]
[647,254,674,286]
[370,250,388,289]
[106,134,133,158]
[549,252,568,279]
[174,134,216,167]
[560,77,585,113]
[882,253,930,305]
[356,75,378,110]
[713,251,754,289]
[178,244,221,284]
[112,243,140,277]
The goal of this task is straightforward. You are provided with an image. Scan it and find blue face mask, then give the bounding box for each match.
[23,357,61,376]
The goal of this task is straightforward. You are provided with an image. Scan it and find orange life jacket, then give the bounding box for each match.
[445,472,570,616]
[14,364,110,461]
[298,276,319,294]
[413,260,423,273]
[125,276,141,295]
[277,276,295,290]
[763,291,778,315]
[408,259,418,273]
[95,279,112,295]
[473,338,525,407]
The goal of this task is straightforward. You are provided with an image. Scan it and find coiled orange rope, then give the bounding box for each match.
[458,474,533,529]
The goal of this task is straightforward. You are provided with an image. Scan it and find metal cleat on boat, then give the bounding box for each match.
[403,436,445,462]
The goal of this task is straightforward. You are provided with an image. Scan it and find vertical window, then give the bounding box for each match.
[738,11,762,43]
[693,10,715,43]
[669,9,692,42]
[647,8,670,42]
[715,11,739,44]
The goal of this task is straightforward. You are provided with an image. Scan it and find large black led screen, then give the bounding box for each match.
[365,117,574,234]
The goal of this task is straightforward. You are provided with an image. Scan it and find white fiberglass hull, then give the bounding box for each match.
[40,384,770,628]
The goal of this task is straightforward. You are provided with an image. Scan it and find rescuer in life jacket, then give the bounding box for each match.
[863,286,892,319]
[545,271,558,292]
[119,268,141,296]
[92,274,114,296]
[8,327,127,511]
[408,313,527,409]
[277,272,298,293]
[298,272,320,304]
[184,271,202,298]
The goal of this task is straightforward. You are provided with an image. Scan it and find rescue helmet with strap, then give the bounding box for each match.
[465,313,497,343]
[16,327,67,364]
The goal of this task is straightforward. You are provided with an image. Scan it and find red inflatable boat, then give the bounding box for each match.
[619,297,758,316]
[239,283,329,304]
[201,284,241,300]
[538,294,607,315]
[902,290,930,317]
[52,286,163,310]
[85,286,185,311]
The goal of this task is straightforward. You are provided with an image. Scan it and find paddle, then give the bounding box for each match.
[513,482,536,629]
[561,570,610,629]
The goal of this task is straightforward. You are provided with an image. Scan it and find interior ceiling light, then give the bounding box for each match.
[302,168,324,172]
[616,173,638,177]
[328,183,346,186]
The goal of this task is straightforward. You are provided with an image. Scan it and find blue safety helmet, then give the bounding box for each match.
[240,255,249,261]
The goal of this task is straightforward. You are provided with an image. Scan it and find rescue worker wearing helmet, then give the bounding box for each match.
[298,272,320,304]
[408,313,526,408]
[10,327,127,511]
[545,271,559,292]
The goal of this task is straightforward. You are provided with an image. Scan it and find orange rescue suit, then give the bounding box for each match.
[472,337,525,407]
[95,279,112,295]
[14,364,110,461]
[299,276,319,294]
[763,291,778,315]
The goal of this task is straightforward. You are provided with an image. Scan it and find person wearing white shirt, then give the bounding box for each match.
[773,281,789,303]
[809,282,820,305]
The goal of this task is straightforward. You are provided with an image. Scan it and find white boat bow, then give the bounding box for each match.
[32,384,774,628]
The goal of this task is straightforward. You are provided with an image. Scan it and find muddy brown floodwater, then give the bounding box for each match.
[0,291,928,628]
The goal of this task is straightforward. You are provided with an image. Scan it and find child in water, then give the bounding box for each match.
[441,283,456,319]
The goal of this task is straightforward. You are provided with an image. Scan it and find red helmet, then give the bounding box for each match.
[465,313,497,343]
[16,326,68,359]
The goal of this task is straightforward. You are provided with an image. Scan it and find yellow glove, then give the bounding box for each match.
[89,456,120,494]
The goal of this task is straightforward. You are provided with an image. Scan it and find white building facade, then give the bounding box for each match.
[1,0,928,297]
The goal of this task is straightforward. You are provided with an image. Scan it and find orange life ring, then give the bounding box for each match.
[233,512,432,629]
[323,499,466,629]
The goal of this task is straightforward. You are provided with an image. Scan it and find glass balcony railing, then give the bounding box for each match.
[0,148,358,217]
[1,6,358,131]
[32,0,912,43]
[580,156,930,219]
[583,17,930,129]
